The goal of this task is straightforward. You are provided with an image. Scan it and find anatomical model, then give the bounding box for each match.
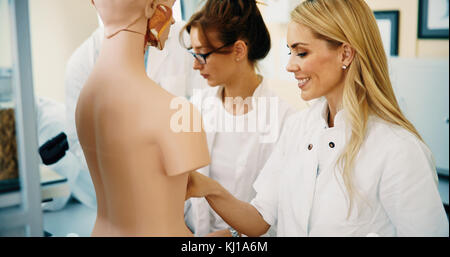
[75,0,210,236]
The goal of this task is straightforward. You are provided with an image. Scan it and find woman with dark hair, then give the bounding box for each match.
[182,0,295,237]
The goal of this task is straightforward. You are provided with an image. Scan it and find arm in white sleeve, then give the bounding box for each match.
[64,26,103,171]
[250,144,283,227]
[37,97,73,211]
[64,27,103,208]
[184,199,195,234]
[250,116,293,228]
[380,138,449,236]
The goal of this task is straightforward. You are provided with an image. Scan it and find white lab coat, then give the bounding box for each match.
[64,22,206,209]
[36,97,83,211]
[251,98,449,236]
[185,78,296,236]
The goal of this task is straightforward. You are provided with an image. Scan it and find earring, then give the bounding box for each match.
[342,65,348,70]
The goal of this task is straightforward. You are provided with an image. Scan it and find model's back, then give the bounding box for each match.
[75,0,210,236]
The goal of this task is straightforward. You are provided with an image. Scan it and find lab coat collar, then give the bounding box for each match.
[208,76,276,146]
[319,98,346,129]
[205,75,267,156]
[295,99,350,233]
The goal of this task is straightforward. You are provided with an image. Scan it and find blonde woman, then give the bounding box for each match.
[185,0,449,236]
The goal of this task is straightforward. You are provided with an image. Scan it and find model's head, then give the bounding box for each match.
[92,0,176,50]
[287,0,422,216]
[182,0,271,86]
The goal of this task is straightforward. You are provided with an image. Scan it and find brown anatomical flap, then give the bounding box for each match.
[146,4,173,50]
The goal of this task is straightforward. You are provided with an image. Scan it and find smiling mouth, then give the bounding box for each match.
[297,77,311,88]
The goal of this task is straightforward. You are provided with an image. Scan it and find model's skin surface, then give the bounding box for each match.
[75,0,210,237]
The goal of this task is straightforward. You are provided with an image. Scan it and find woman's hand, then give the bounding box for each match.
[186,171,270,237]
[185,171,217,200]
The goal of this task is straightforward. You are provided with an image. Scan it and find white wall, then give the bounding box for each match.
[259,1,309,111]
[29,0,98,103]
[366,0,449,58]
[0,0,12,68]
[389,58,449,174]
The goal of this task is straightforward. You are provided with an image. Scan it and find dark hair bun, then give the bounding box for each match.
[183,0,271,63]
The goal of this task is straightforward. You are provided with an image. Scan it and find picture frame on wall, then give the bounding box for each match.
[418,0,449,39]
[374,11,399,56]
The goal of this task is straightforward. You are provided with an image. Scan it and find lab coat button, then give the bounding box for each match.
[308,144,313,150]
[329,142,335,148]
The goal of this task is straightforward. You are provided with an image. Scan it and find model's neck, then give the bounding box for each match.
[96,20,148,76]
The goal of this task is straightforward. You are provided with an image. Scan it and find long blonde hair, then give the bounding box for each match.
[291,0,424,217]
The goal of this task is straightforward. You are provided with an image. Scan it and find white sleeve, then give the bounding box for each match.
[380,138,449,236]
[184,199,195,234]
[250,118,292,226]
[64,27,103,172]
[37,97,73,211]
[36,97,66,146]
[250,142,283,226]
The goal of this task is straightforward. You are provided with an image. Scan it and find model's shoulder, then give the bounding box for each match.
[140,79,197,115]
[146,80,192,106]
[138,78,173,99]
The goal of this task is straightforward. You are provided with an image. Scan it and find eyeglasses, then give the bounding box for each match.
[188,43,233,65]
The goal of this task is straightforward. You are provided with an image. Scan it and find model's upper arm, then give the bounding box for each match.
[156,99,210,176]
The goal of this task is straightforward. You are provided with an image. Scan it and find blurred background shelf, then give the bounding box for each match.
[1,166,69,211]
[0,0,44,236]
